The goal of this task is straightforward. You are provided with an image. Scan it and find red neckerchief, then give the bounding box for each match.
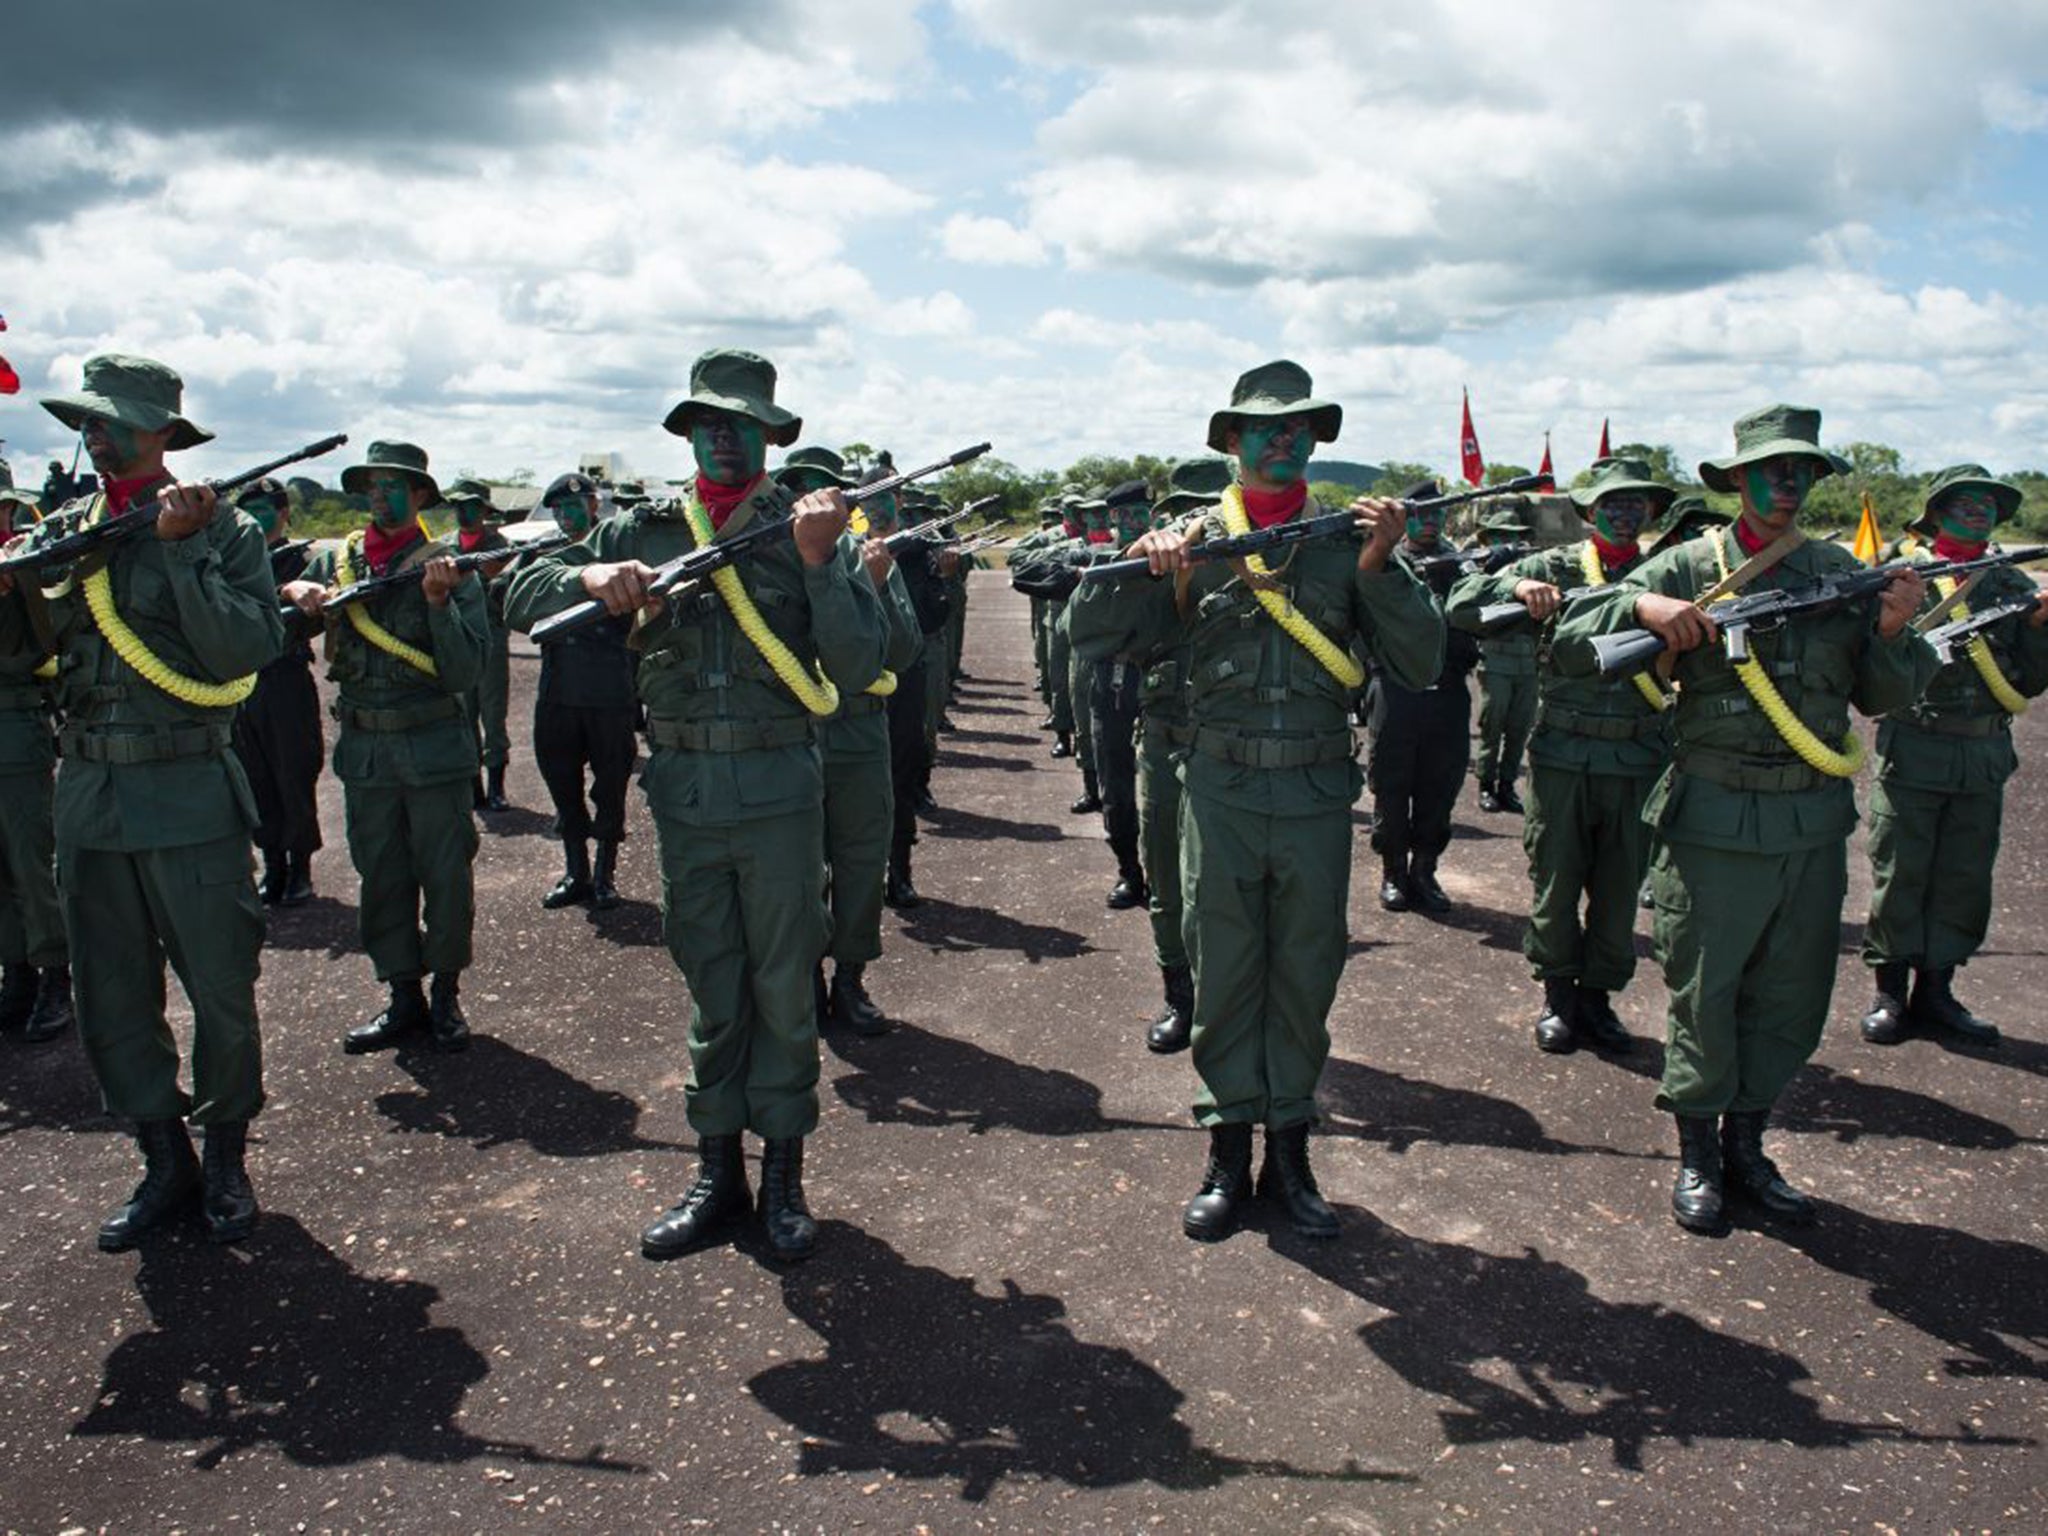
[1061,521,1082,540]
[362,522,420,576]
[1241,481,1307,530]
[1085,529,1114,544]
[1733,515,1773,556]
[1591,532,1639,572]
[105,473,166,516]
[696,472,760,531]
[1933,533,1986,562]
[457,527,491,554]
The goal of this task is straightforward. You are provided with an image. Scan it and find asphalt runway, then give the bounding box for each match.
[2,571,2042,1532]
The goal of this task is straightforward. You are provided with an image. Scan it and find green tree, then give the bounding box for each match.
[1368,462,1442,497]
[1484,462,1533,487]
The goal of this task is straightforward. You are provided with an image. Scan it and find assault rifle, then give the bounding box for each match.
[1920,595,2042,665]
[1078,474,1550,585]
[320,530,572,611]
[1407,541,1532,579]
[529,443,991,641]
[1590,546,2048,678]
[0,434,348,576]
[1473,586,1596,633]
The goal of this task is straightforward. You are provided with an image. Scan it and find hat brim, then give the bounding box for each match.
[41,390,214,451]
[1911,476,2021,533]
[663,395,803,449]
[1205,399,1342,455]
[773,464,853,492]
[1155,492,1226,515]
[1697,442,1848,494]
[1569,479,1679,519]
[341,464,443,504]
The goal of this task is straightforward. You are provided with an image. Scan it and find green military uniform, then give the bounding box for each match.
[308,442,488,1051]
[18,354,284,1248]
[1550,405,1939,1234]
[1070,361,1443,1244]
[1063,500,1117,811]
[504,349,886,1265]
[1469,507,1539,809]
[1043,503,1085,752]
[445,479,514,808]
[1017,508,1065,716]
[1654,493,1732,549]
[1448,460,1676,1054]
[1859,467,2048,1048]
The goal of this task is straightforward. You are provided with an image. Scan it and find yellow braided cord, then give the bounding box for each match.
[340,532,438,677]
[680,497,839,717]
[32,657,57,680]
[1935,576,2028,716]
[1710,529,1863,778]
[1580,539,1670,712]
[80,501,256,707]
[1217,487,1366,689]
[866,670,898,698]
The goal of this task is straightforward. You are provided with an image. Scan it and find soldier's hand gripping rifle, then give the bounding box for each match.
[1078,474,1550,585]
[1473,584,1598,633]
[318,530,573,612]
[0,434,348,576]
[1590,546,2048,678]
[529,443,991,641]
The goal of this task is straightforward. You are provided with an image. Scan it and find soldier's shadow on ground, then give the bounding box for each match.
[922,805,1064,844]
[1936,1029,2048,1080]
[1778,1063,2040,1151]
[943,726,1041,748]
[745,1222,1408,1503]
[73,1215,642,1475]
[1403,897,1525,953]
[1271,1209,2021,1472]
[825,1021,1177,1138]
[475,805,556,839]
[260,893,360,957]
[892,896,1095,963]
[580,897,664,948]
[1318,1057,1656,1162]
[376,1035,686,1157]
[0,1032,118,1139]
[934,747,1035,774]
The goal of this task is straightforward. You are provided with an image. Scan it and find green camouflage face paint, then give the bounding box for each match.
[691,412,768,487]
[1594,493,1653,546]
[1405,508,1444,547]
[1937,488,1997,544]
[242,496,283,536]
[366,472,416,530]
[1236,416,1315,487]
[455,502,485,530]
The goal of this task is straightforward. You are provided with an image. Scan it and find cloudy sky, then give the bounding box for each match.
[4,0,2047,486]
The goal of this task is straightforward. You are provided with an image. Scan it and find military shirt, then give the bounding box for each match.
[818,561,922,763]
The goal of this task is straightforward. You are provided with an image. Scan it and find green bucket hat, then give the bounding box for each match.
[1037,504,1064,525]
[1569,456,1678,520]
[613,480,649,505]
[443,476,500,513]
[774,446,852,491]
[1698,404,1849,493]
[1155,456,1236,514]
[1657,494,1732,544]
[341,440,441,504]
[1206,360,1342,455]
[662,348,802,447]
[0,486,42,521]
[1912,463,2021,535]
[41,353,214,451]
[1475,506,1530,537]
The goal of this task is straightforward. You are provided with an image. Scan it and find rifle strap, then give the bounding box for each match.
[1578,539,1669,713]
[1209,489,1366,690]
[1695,526,1804,605]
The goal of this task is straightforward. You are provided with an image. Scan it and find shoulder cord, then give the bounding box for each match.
[1709,528,1862,777]
[679,498,842,716]
[1217,487,1365,689]
[340,531,439,677]
[1580,540,1669,713]
[1902,538,2027,716]
[80,498,257,707]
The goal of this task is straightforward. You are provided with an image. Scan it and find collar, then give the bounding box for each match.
[1733,515,1774,557]
[457,526,493,555]
[362,522,424,576]
[1933,532,1987,562]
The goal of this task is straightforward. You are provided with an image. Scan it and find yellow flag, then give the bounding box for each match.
[1851,491,1883,567]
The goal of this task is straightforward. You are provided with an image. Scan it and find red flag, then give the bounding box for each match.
[1535,433,1555,492]
[1459,389,1484,487]
[1596,417,1612,460]
[0,352,18,396]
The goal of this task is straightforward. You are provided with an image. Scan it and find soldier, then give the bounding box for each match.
[1083,481,1158,911]
[1369,482,1480,915]
[1655,493,1731,548]
[1062,497,1116,814]
[504,348,886,1264]
[523,473,639,912]
[231,478,324,907]
[1551,405,1936,1234]
[1043,498,1084,759]
[446,478,516,814]
[1448,458,1676,1055]
[1858,466,2048,1048]
[1018,503,1065,723]
[0,486,70,1042]
[283,441,488,1057]
[909,487,964,813]
[6,354,283,1247]
[884,482,953,911]
[1470,504,1538,814]
[1070,361,1443,1242]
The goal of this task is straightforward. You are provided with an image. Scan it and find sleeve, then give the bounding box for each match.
[1068,564,1180,665]
[161,514,285,681]
[1851,620,1940,718]
[1545,545,1699,677]
[881,563,924,671]
[1353,559,1445,691]
[427,567,490,695]
[500,520,629,633]
[807,536,887,695]
[1443,550,1566,634]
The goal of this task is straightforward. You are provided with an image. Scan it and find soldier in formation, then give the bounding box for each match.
[1470,504,1538,814]
[446,478,517,814]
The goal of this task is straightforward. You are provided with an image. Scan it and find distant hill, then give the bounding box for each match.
[1310,460,1383,489]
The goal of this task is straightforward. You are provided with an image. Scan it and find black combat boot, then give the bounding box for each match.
[200,1121,259,1244]
[483,765,510,813]
[543,839,594,909]
[1257,1122,1340,1239]
[1146,963,1194,1054]
[1533,976,1579,1054]
[1859,961,1911,1045]
[591,839,622,911]
[1494,780,1525,814]
[280,850,314,907]
[344,978,430,1053]
[757,1137,817,1262]
[1574,985,1632,1052]
[641,1134,750,1259]
[884,848,922,910]
[1477,783,1502,813]
[1105,859,1148,911]
[98,1119,201,1252]
[428,973,470,1052]
[1408,856,1452,915]
[830,964,889,1036]
[0,963,38,1032]
[1182,1123,1253,1242]
[1039,713,1057,731]
[1670,1114,1726,1234]
[1910,966,1999,1047]
[1050,731,1073,759]
[1377,859,1411,913]
[23,965,72,1043]
[258,847,288,905]
[1071,769,1102,814]
[1719,1108,1815,1224]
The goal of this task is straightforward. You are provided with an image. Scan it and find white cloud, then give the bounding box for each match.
[938,214,1048,266]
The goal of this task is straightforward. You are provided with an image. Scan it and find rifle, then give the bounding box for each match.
[1919,595,2042,665]
[1473,586,1598,633]
[1078,474,1550,585]
[1407,541,1532,579]
[267,536,317,566]
[320,530,572,611]
[529,443,991,641]
[0,434,348,576]
[883,504,976,553]
[1590,546,2048,678]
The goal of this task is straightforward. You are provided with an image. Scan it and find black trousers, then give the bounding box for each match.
[1368,676,1471,865]
[233,655,323,858]
[533,700,638,843]
[1088,658,1143,873]
[886,659,929,861]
